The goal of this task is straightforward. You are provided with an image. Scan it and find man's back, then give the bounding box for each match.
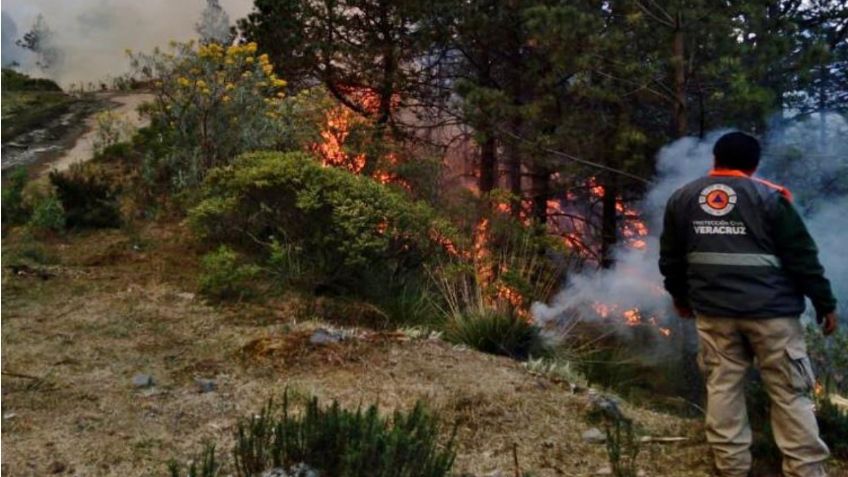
[660,170,835,319]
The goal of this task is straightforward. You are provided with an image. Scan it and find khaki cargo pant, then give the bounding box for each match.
[696,316,830,477]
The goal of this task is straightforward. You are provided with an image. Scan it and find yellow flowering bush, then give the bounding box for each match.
[129,41,304,187]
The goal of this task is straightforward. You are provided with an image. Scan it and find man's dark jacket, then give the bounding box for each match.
[659,169,836,318]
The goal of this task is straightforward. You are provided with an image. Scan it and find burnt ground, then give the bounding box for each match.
[3,221,846,477]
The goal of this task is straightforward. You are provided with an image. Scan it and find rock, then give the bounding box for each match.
[195,378,216,393]
[261,469,289,477]
[48,461,66,474]
[132,374,154,388]
[309,328,343,345]
[176,292,195,301]
[260,464,319,477]
[288,463,319,477]
[587,392,624,422]
[594,466,612,476]
[483,471,505,477]
[582,427,606,444]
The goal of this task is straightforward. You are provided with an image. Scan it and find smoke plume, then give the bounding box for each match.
[2,11,27,67]
[533,114,848,335]
[1,0,251,86]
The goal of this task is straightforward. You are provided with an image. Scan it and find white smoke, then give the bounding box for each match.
[2,11,28,67]
[761,112,848,316]
[532,132,725,331]
[1,0,252,86]
[533,116,848,333]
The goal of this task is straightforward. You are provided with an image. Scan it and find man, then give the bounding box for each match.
[658,131,839,477]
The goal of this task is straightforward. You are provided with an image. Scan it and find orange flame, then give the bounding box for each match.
[311,86,401,183]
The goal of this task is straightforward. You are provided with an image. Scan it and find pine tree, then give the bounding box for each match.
[16,14,61,71]
[196,0,232,45]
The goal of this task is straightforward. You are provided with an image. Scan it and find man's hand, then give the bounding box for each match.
[820,311,838,336]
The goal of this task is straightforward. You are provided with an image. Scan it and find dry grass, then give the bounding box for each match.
[2,220,845,477]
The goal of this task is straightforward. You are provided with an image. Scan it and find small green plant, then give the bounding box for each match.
[92,110,136,155]
[604,416,641,477]
[267,239,309,286]
[434,248,550,359]
[27,193,65,232]
[11,240,60,265]
[524,356,587,387]
[444,308,547,359]
[168,444,219,477]
[2,167,30,226]
[199,246,260,301]
[49,163,122,229]
[170,392,456,477]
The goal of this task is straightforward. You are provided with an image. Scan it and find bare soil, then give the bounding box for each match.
[1,222,845,477]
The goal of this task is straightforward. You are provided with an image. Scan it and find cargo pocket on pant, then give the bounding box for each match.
[785,345,816,394]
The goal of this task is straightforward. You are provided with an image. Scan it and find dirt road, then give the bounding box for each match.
[46,93,154,174]
[1,92,153,174]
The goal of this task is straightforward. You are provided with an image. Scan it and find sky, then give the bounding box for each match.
[2,0,254,86]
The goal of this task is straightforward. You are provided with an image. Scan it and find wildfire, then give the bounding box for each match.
[623,308,641,326]
[313,103,367,174]
[593,302,616,318]
[311,86,401,184]
[545,176,650,259]
[591,303,672,337]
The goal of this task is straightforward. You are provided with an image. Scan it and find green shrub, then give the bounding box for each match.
[2,167,30,226]
[49,163,122,229]
[199,246,261,301]
[170,392,456,477]
[1,69,62,91]
[444,308,547,359]
[129,42,319,188]
[27,193,65,233]
[169,444,219,477]
[190,151,455,302]
[807,324,848,394]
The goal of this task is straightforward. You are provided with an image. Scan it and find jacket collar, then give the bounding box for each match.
[708,169,793,202]
[709,169,752,178]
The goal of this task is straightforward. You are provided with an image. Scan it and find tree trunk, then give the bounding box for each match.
[364,0,396,176]
[531,167,550,225]
[479,132,497,193]
[672,17,687,138]
[818,62,828,151]
[477,46,497,195]
[506,116,523,217]
[600,173,618,269]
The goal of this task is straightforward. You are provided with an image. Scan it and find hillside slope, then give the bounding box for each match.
[0,222,837,476]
